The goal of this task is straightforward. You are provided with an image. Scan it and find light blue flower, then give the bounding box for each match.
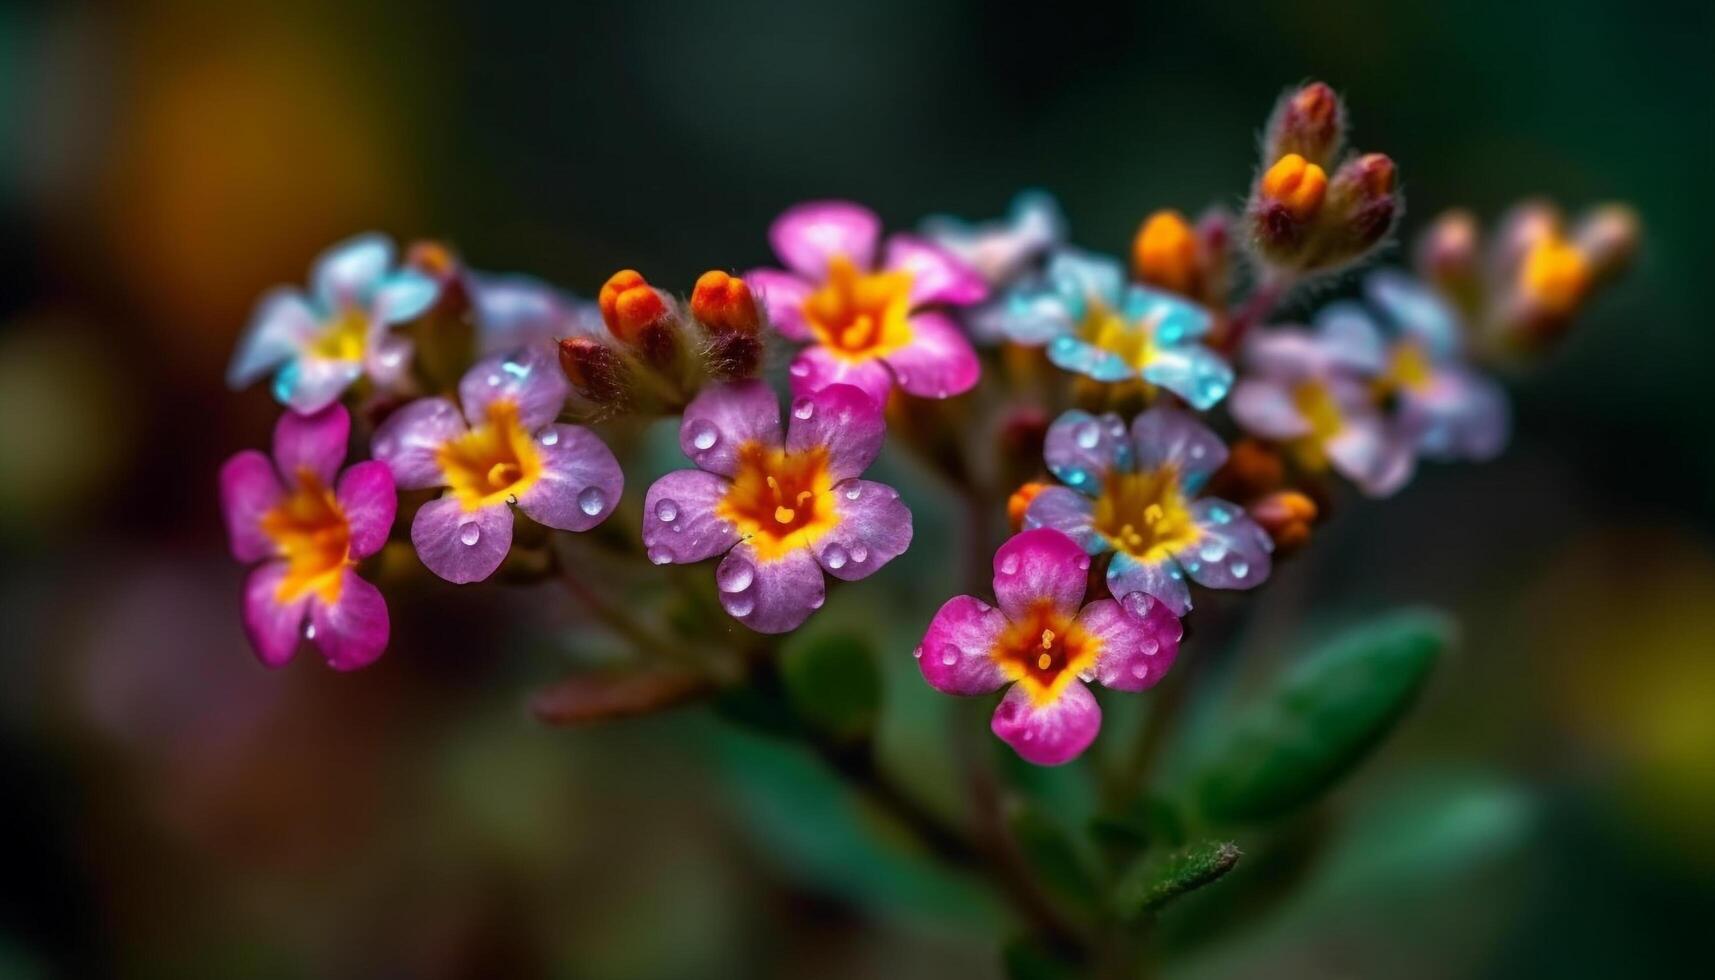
[227,233,441,415]
[920,190,1067,288]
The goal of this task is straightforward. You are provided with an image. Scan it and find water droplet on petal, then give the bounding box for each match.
[821,544,848,569]
[792,398,815,421]
[1075,421,1100,449]
[726,594,756,617]
[578,486,607,516]
[940,646,959,667]
[486,373,502,387]
[913,645,924,660]
[459,522,482,546]
[1190,443,1207,459]
[539,429,559,447]
[849,545,868,564]
[690,421,719,451]
[304,622,317,640]
[789,360,811,378]
[1142,637,1159,657]
[809,593,825,610]
[655,499,678,523]
[999,554,1020,575]
[845,485,862,501]
[1199,542,1226,563]
[648,546,674,565]
[1231,560,1249,579]
[1132,661,1150,679]
[1077,555,1091,571]
[717,559,755,593]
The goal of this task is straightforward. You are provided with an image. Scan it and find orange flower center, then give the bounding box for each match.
[992,599,1100,705]
[716,442,839,561]
[1093,468,1201,562]
[259,471,352,604]
[802,255,914,361]
[436,400,543,510]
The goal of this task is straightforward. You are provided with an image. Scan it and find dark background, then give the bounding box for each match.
[1,1,1711,977]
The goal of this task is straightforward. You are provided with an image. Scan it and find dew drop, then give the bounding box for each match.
[940,646,959,667]
[647,546,674,565]
[539,429,559,447]
[1199,542,1226,563]
[690,421,719,451]
[726,594,756,617]
[655,499,678,523]
[1142,637,1159,657]
[304,622,317,640]
[913,645,924,660]
[459,522,482,546]
[1132,661,1150,679]
[792,398,815,420]
[1231,560,1249,579]
[1208,503,1232,525]
[788,360,811,378]
[717,559,755,593]
[844,485,862,501]
[821,544,848,570]
[1190,443,1207,459]
[999,553,1020,575]
[486,373,502,387]
[809,593,825,610]
[849,545,868,564]
[1077,555,1091,571]
[1075,421,1100,449]
[578,486,607,516]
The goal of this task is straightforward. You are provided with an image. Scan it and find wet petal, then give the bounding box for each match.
[1129,406,1228,491]
[275,356,363,414]
[786,346,894,404]
[364,333,415,391]
[371,396,467,490]
[1021,486,1105,554]
[679,379,783,477]
[308,570,389,671]
[411,497,514,584]
[227,289,318,388]
[1365,269,1460,358]
[787,382,884,481]
[219,450,284,563]
[336,460,397,559]
[1123,285,1212,344]
[769,200,881,280]
[1107,551,1192,617]
[272,403,350,486]
[641,469,738,565]
[313,232,393,311]
[715,544,825,634]
[1229,378,1311,440]
[883,234,987,307]
[1174,499,1272,591]
[243,561,308,668]
[1044,410,1131,496]
[884,311,981,398]
[743,268,815,340]
[993,528,1091,621]
[991,680,1101,766]
[816,479,911,581]
[1405,367,1510,462]
[468,272,576,353]
[987,280,1078,346]
[1047,249,1125,312]
[458,347,568,432]
[371,269,440,324]
[1047,334,1134,382]
[1141,342,1234,410]
[917,595,1010,695]
[1326,411,1418,498]
[1078,593,1183,692]
[515,423,624,532]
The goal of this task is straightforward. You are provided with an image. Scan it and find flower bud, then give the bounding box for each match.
[690,270,761,335]
[1516,234,1590,320]
[1265,82,1345,167]
[704,330,764,381]
[1260,153,1328,223]
[557,335,630,405]
[1415,209,1480,287]
[599,269,680,367]
[1573,204,1640,284]
[1007,481,1048,533]
[1249,490,1318,555]
[1206,438,1285,503]
[1133,209,1200,295]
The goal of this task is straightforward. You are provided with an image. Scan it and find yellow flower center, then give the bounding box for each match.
[1519,235,1590,316]
[715,441,840,562]
[259,471,352,605]
[1379,341,1434,395]
[1081,300,1154,370]
[992,599,1101,705]
[1092,468,1200,562]
[307,308,369,362]
[436,400,543,510]
[802,255,914,361]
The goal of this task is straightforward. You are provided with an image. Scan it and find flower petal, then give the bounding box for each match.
[272,403,350,486]
[883,234,987,307]
[469,272,577,353]
[1021,486,1105,554]
[1044,410,1131,496]
[1309,303,1390,374]
[1129,406,1227,491]
[985,280,1078,346]
[1079,593,1183,692]
[1107,551,1192,617]
[371,269,440,324]
[816,479,912,581]
[227,289,318,388]
[1404,367,1510,462]
[743,268,815,341]
[274,356,363,414]
[883,311,981,398]
[220,450,284,563]
[308,570,389,671]
[336,460,397,559]
[715,544,825,634]
[1123,285,1212,344]
[1365,269,1460,359]
[458,347,568,432]
[243,561,308,668]
[786,346,894,404]
[1174,499,1272,591]
[1325,411,1418,498]
[787,383,884,482]
[515,423,624,531]
[641,469,738,565]
[371,396,467,490]
[917,595,1010,695]
[313,232,394,311]
[1048,249,1125,312]
[1047,334,1134,382]
[1229,378,1311,441]
[411,497,513,584]
[993,528,1091,621]
[680,379,784,477]
[990,680,1101,766]
[1141,342,1234,410]
[769,201,881,280]
[364,333,415,391]
[920,190,1065,286]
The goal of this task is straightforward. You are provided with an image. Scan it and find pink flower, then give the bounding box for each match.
[218,405,395,670]
[746,201,987,404]
[370,348,623,584]
[641,380,912,634]
[917,529,1183,766]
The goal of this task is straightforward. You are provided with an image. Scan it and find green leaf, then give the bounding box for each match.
[1006,801,1101,914]
[1001,936,1083,980]
[780,631,882,741]
[1191,610,1449,825]
[1112,840,1242,920]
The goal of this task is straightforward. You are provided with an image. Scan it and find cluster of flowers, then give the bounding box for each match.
[218,82,1634,765]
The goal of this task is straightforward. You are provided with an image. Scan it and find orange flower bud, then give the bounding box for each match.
[1249,491,1318,555]
[1206,438,1285,503]
[406,240,460,282]
[1518,235,1590,318]
[557,336,630,405]
[1132,209,1200,295]
[1260,154,1328,222]
[1007,481,1048,533]
[690,270,760,335]
[599,269,671,346]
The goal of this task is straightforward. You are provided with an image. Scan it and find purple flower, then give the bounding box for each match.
[917,529,1183,766]
[1024,406,1272,616]
[370,347,623,584]
[227,233,441,414]
[218,404,395,670]
[641,380,912,634]
[745,200,987,404]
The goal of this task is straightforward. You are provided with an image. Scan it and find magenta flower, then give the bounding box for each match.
[745,201,987,404]
[370,347,623,584]
[641,380,912,634]
[219,405,395,670]
[917,529,1183,766]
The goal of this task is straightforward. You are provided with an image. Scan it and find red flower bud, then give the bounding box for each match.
[690,270,760,335]
[1265,81,1346,166]
[558,336,630,405]
[1249,491,1318,556]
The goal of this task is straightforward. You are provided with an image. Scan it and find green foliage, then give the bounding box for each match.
[1001,936,1083,980]
[780,631,882,742]
[1190,610,1450,825]
[1112,840,1243,921]
[1006,801,1101,916]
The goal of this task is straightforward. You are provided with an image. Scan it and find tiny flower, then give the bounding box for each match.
[746,201,987,403]
[370,347,623,583]
[917,529,1183,766]
[218,404,395,670]
[227,233,441,414]
[920,190,1067,288]
[984,249,1234,409]
[641,381,912,633]
[1024,406,1272,615]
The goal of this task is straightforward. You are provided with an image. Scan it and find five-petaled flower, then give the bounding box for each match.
[746,201,987,404]
[227,233,441,414]
[370,347,623,584]
[219,405,396,670]
[1025,406,1272,616]
[983,249,1234,409]
[918,529,1183,765]
[641,380,912,634]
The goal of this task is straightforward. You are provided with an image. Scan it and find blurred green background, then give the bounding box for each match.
[1,1,1711,977]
